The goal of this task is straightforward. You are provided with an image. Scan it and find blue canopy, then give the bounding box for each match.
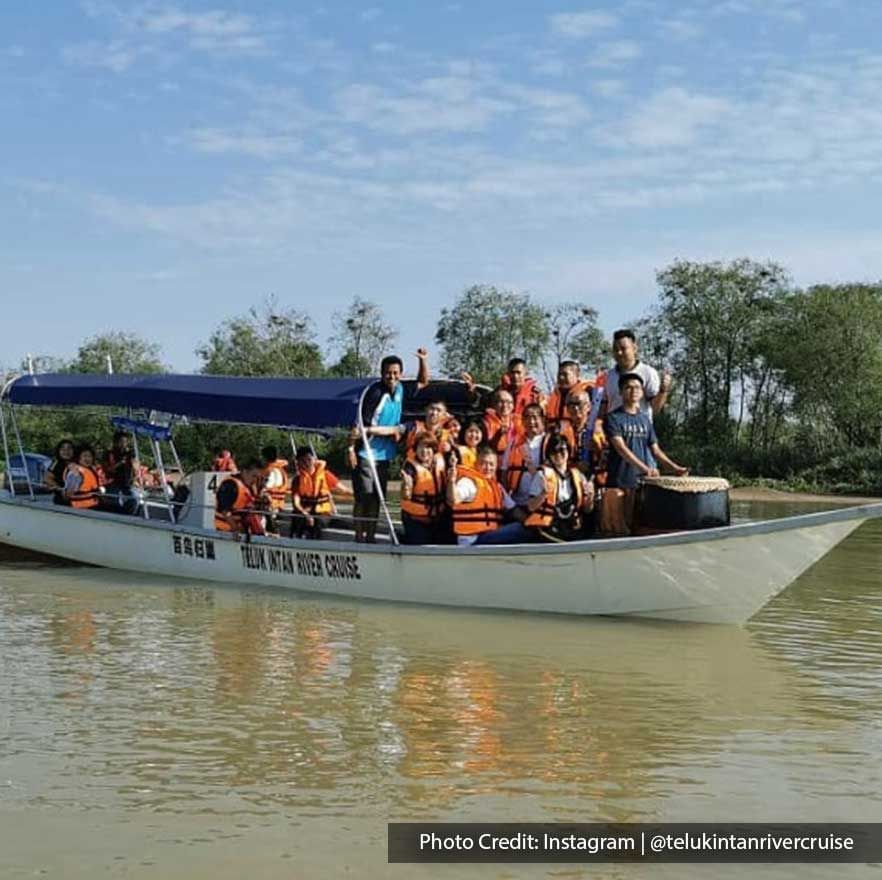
[3,373,373,429]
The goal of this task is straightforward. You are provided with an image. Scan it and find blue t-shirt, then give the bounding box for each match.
[358,382,404,462]
[605,407,658,489]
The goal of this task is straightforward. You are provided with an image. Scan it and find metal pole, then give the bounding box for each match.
[151,438,175,520]
[129,430,150,519]
[0,405,15,498]
[9,405,34,499]
[289,432,297,459]
[356,385,399,546]
[169,438,184,475]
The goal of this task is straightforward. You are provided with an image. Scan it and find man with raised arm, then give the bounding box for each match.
[349,348,430,543]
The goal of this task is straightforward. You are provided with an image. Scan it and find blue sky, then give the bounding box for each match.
[3,0,882,372]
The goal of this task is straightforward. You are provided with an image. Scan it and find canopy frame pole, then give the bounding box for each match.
[289,432,297,460]
[169,439,184,475]
[356,386,399,546]
[129,429,150,519]
[0,404,15,498]
[150,437,175,521]
[9,405,34,500]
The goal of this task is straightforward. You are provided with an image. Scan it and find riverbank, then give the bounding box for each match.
[729,486,880,504]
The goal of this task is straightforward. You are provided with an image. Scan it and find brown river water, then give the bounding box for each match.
[0,501,880,879]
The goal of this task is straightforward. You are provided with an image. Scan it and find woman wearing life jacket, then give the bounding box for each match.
[46,438,75,504]
[259,445,290,535]
[400,435,447,544]
[291,447,352,539]
[482,389,523,458]
[63,445,104,510]
[524,435,595,540]
[211,447,238,473]
[452,419,486,469]
[214,460,265,535]
[447,446,533,546]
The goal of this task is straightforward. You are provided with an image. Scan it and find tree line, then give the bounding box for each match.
[5,262,882,493]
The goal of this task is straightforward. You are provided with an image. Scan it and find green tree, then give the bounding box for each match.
[652,259,790,446]
[197,299,324,377]
[70,332,166,374]
[328,297,398,377]
[542,304,605,384]
[771,283,882,447]
[435,285,550,385]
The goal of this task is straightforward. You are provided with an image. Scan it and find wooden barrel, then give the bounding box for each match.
[637,476,730,533]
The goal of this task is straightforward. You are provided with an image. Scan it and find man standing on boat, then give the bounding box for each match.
[602,328,672,420]
[349,349,430,543]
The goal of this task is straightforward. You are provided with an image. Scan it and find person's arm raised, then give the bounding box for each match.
[415,347,430,390]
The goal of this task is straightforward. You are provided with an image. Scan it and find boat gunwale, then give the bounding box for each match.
[2,490,880,558]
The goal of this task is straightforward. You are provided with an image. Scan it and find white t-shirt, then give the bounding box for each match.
[502,433,547,505]
[454,476,517,546]
[604,361,661,420]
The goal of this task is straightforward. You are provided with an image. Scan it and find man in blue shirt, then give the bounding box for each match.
[602,372,687,536]
[349,348,430,542]
[606,373,687,489]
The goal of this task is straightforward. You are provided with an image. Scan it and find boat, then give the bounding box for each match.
[2,371,881,625]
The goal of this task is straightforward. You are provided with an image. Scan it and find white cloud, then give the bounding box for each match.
[371,42,396,54]
[67,3,271,71]
[360,7,382,22]
[601,87,732,147]
[592,78,625,97]
[335,78,514,135]
[62,40,150,72]
[182,128,302,159]
[550,11,618,38]
[659,18,704,41]
[587,40,642,68]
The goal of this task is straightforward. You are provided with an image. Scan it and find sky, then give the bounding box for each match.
[3,0,882,373]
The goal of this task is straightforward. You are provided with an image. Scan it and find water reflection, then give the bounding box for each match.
[0,509,881,875]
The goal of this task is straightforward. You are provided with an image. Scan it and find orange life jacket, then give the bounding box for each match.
[212,451,238,472]
[214,476,255,531]
[262,458,290,511]
[499,374,543,416]
[405,421,453,459]
[400,456,446,523]
[294,460,332,515]
[556,418,605,468]
[65,463,101,509]
[452,465,505,536]
[524,466,585,528]
[504,434,548,497]
[483,410,523,456]
[545,379,595,426]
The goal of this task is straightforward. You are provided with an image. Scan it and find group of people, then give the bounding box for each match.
[45,430,141,513]
[348,328,687,545]
[43,327,687,545]
[213,445,353,539]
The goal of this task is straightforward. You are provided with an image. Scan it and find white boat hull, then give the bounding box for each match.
[1,492,879,624]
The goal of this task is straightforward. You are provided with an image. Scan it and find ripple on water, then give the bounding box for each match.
[1,510,881,846]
